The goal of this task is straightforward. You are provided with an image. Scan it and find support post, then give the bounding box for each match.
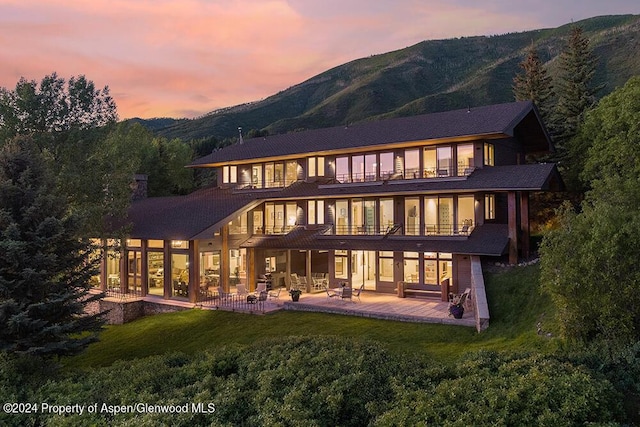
[507,191,518,265]
[519,192,530,260]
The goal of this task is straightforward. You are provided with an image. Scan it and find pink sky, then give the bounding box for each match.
[1,0,638,119]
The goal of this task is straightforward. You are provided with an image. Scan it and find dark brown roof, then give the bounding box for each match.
[240,224,509,256]
[190,101,551,166]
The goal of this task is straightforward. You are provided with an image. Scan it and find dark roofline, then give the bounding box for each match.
[190,101,548,167]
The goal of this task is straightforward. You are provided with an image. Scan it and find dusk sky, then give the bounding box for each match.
[1,1,639,119]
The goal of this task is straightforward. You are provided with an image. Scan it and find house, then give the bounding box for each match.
[94,101,561,306]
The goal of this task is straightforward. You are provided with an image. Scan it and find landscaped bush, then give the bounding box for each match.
[373,350,624,426]
[0,338,629,426]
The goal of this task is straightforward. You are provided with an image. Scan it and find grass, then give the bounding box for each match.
[66,264,558,370]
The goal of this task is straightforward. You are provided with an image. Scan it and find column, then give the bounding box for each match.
[507,191,518,265]
[519,192,530,260]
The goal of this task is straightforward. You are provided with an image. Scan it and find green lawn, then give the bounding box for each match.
[67,264,558,369]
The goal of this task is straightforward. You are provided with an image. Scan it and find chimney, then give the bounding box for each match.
[238,127,244,144]
[131,174,148,201]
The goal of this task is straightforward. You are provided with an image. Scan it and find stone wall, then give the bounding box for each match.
[86,297,191,325]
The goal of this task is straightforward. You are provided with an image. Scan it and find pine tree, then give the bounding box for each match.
[552,25,603,188]
[0,136,104,358]
[513,43,554,123]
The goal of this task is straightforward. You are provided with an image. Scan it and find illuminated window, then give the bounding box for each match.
[307,157,325,178]
[484,143,495,166]
[222,165,237,184]
[485,194,496,220]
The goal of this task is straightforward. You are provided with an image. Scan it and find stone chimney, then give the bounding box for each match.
[131,174,148,201]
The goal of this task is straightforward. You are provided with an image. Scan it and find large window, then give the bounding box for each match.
[336,156,349,183]
[251,164,262,188]
[147,251,164,296]
[285,161,298,185]
[423,148,437,177]
[379,198,394,233]
[365,154,377,181]
[308,200,325,225]
[403,252,419,283]
[423,252,452,286]
[404,149,420,179]
[335,200,349,235]
[335,250,348,279]
[439,197,454,234]
[437,146,452,177]
[379,152,394,179]
[229,249,246,286]
[378,251,394,282]
[457,196,475,232]
[351,155,364,182]
[200,251,220,289]
[457,144,475,175]
[265,163,284,188]
[229,213,247,234]
[405,197,420,235]
[171,253,189,298]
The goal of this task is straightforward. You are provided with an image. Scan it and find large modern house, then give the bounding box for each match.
[95,101,561,307]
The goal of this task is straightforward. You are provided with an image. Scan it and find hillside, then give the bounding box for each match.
[138,14,640,141]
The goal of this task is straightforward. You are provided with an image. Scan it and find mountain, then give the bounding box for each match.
[138,14,640,141]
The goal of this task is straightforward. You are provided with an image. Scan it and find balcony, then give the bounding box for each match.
[323,222,473,237]
[334,164,475,184]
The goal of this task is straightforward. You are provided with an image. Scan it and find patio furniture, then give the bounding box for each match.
[340,286,353,302]
[352,284,364,302]
[268,286,282,300]
[236,284,249,297]
[325,286,338,300]
[256,282,267,294]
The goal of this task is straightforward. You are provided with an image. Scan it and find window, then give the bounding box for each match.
[423,148,437,177]
[351,155,364,182]
[229,249,246,284]
[403,252,419,283]
[437,146,452,177]
[457,143,475,175]
[404,149,420,179]
[379,198,394,233]
[378,251,394,282]
[335,200,348,235]
[485,194,496,220]
[252,164,262,187]
[285,161,298,185]
[286,202,297,231]
[253,210,263,234]
[307,157,325,178]
[335,250,348,279]
[457,196,475,233]
[200,251,220,288]
[336,156,349,183]
[379,152,394,179]
[424,197,437,235]
[365,154,377,181]
[222,165,237,184]
[229,213,247,234]
[484,143,495,166]
[308,200,325,225]
[404,197,420,235]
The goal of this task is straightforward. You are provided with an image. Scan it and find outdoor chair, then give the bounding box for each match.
[340,286,353,302]
[352,284,364,302]
[268,286,282,300]
[236,284,249,297]
[256,282,267,294]
[325,286,338,300]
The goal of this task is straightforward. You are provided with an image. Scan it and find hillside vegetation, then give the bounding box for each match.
[137,14,640,141]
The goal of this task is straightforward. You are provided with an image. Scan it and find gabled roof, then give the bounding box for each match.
[190,100,551,167]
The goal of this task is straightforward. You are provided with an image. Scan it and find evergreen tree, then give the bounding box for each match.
[513,43,554,123]
[0,137,104,358]
[552,25,603,189]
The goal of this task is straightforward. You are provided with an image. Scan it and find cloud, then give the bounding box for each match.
[0,0,638,119]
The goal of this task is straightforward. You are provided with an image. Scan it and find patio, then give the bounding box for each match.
[199,289,476,328]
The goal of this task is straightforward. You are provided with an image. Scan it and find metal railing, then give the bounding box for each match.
[333,163,474,183]
[198,291,267,312]
[105,286,143,299]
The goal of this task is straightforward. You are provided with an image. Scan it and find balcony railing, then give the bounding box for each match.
[334,163,474,183]
[252,225,296,235]
[324,222,473,236]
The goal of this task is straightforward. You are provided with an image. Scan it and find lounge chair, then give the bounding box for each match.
[256,282,267,294]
